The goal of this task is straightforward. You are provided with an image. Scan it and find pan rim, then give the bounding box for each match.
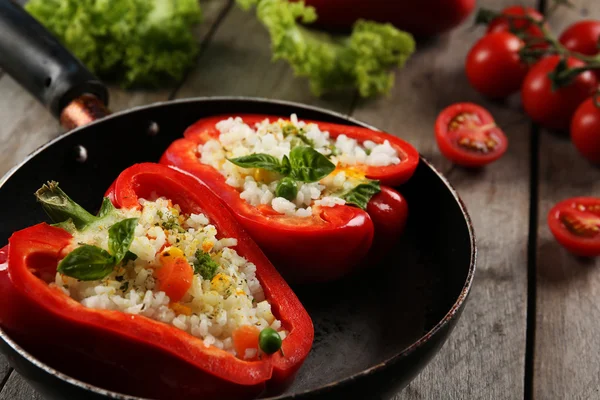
[0,96,477,400]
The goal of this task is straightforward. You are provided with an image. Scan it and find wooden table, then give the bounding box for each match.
[1,0,599,398]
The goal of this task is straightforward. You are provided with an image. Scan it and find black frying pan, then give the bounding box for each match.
[0,2,476,399]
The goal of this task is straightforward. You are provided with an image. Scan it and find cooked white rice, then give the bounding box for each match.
[51,197,286,358]
[198,114,400,217]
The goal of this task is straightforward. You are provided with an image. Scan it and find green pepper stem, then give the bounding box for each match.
[35,181,98,230]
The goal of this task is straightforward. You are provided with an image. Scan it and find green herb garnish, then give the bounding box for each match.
[108,218,138,264]
[57,217,138,281]
[193,249,219,280]
[36,181,139,281]
[340,180,381,210]
[161,216,185,233]
[57,245,115,281]
[227,153,290,175]
[288,146,335,183]
[282,123,315,147]
[228,146,334,185]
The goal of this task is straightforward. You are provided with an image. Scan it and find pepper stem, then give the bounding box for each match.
[35,181,98,230]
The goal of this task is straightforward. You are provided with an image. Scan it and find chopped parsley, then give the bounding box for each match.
[193,249,219,280]
[327,144,339,158]
[161,216,185,233]
[282,123,315,147]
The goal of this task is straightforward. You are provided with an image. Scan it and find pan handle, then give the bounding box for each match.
[0,1,109,127]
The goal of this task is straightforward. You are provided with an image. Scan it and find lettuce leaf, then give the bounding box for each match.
[237,0,416,97]
[25,0,202,88]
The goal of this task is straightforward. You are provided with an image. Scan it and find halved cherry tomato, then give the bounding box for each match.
[548,197,600,257]
[466,32,528,98]
[156,247,194,302]
[434,103,508,167]
[571,97,600,164]
[487,6,547,49]
[521,56,598,131]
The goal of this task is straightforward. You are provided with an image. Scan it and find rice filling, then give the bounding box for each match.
[198,114,400,217]
[51,197,286,358]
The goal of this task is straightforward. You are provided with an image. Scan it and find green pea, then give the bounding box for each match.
[275,177,298,201]
[259,327,282,355]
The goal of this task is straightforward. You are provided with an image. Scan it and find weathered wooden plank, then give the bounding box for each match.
[534,1,600,399]
[348,1,532,398]
[0,0,232,177]
[173,3,353,114]
[0,357,10,392]
[0,372,42,400]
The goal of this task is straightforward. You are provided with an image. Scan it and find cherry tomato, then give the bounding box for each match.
[548,197,600,257]
[466,32,528,98]
[521,56,598,131]
[571,97,600,164]
[434,103,508,167]
[487,6,547,48]
[559,20,600,81]
[559,20,600,56]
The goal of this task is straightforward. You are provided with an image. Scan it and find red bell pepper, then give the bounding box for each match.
[0,163,313,400]
[160,114,416,283]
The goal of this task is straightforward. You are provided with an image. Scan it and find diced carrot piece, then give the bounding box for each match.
[170,302,193,316]
[232,325,260,360]
[155,247,193,302]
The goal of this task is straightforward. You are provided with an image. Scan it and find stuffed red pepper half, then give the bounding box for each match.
[0,163,313,400]
[161,114,417,283]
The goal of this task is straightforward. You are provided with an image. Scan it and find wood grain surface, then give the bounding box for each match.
[534,1,600,399]
[354,0,533,398]
[1,0,599,399]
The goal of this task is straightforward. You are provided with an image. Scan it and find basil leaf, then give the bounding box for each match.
[275,177,298,201]
[289,146,336,182]
[193,250,219,280]
[281,155,291,175]
[57,245,114,281]
[228,154,285,174]
[108,218,138,264]
[340,180,381,210]
[98,197,116,218]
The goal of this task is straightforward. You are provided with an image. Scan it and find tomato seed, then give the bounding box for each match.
[560,211,600,238]
[457,134,498,154]
[448,112,482,131]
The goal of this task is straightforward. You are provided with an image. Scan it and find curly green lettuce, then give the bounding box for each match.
[25,0,202,88]
[237,0,416,97]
